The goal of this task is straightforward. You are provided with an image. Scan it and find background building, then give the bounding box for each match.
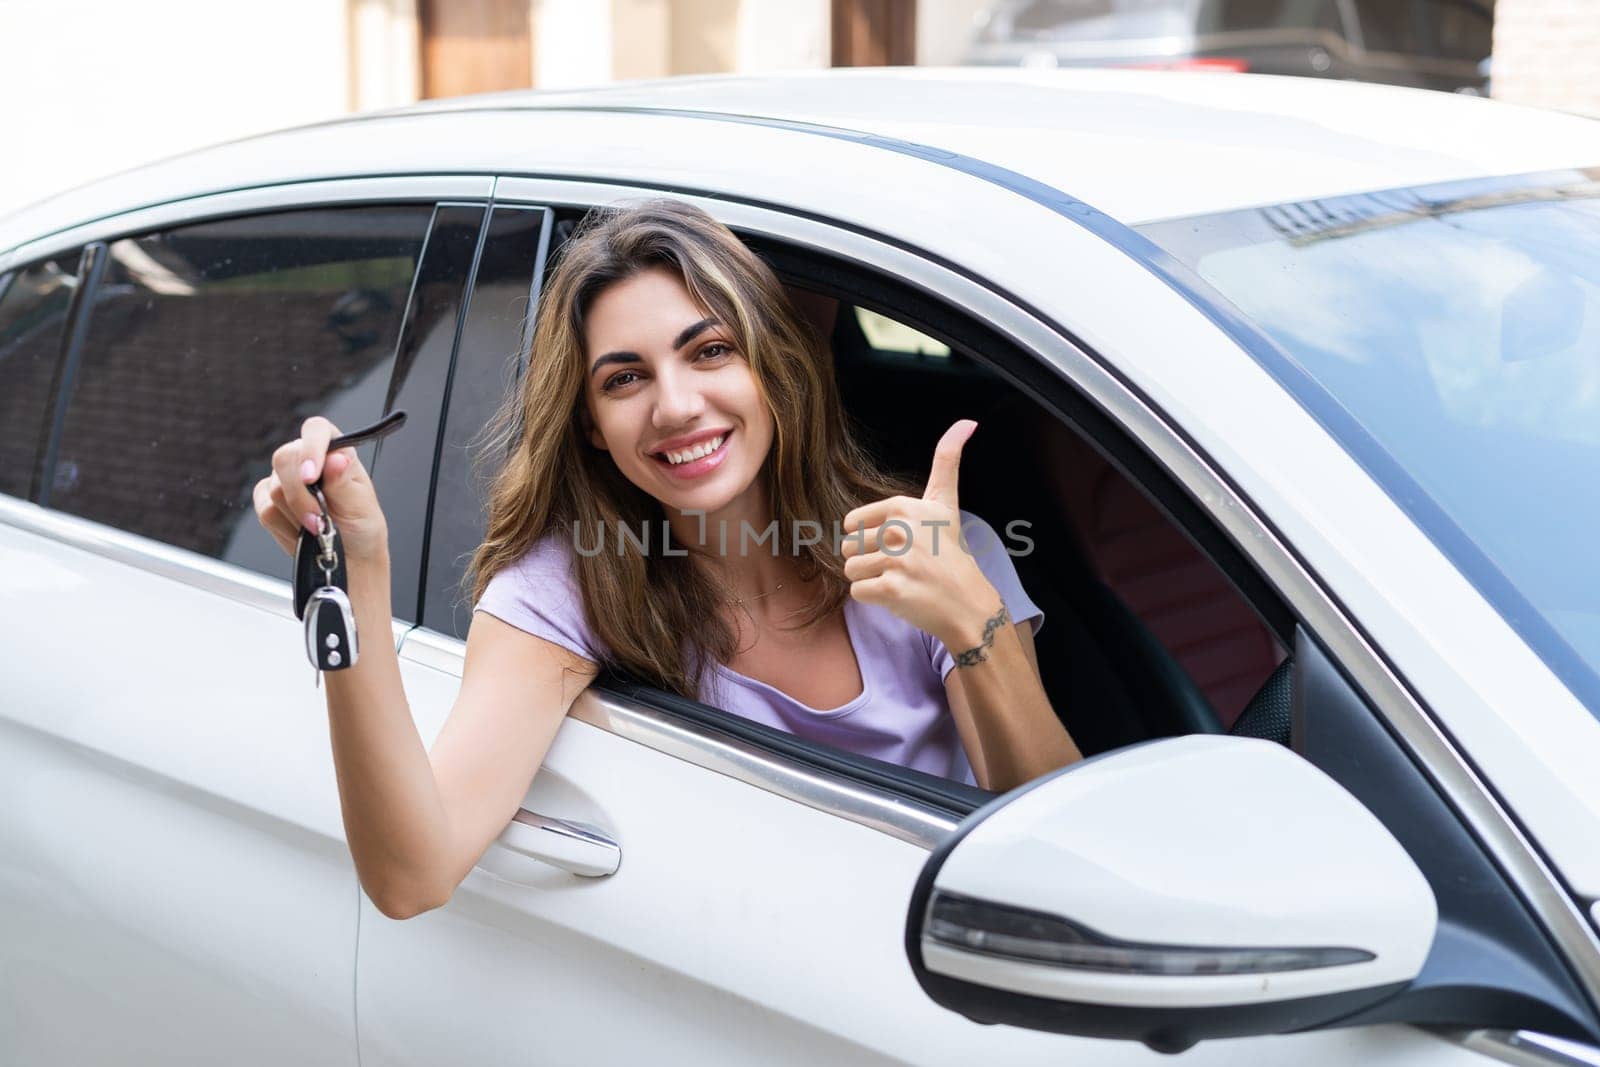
[0,0,1589,214]
[1491,0,1600,117]
[0,0,974,210]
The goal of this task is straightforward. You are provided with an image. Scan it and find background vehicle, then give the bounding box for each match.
[965,0,1494,93]
[2,68,1599,1064]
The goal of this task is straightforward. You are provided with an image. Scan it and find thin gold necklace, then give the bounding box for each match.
[728,582,784,608]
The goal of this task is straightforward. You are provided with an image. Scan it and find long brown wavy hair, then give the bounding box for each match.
[462,197,915,698]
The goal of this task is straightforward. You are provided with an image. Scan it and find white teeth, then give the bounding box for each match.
[664,434,724,465]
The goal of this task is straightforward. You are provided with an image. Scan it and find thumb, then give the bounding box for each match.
[923,419,976,509]
[318,448,370,528]
[321,447,367,500]
[324,450,353,483]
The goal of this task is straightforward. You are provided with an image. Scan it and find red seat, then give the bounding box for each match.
[1036,421,1285,729]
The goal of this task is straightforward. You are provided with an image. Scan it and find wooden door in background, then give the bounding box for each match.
[419,0,533,99]
[831,0,916,66]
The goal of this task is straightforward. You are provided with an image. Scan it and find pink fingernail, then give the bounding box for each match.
[303,512,322,536]
[300,459,316,481]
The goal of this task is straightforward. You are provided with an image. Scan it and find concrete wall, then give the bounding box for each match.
[535,0,614,88]
[612,0,673,80]
[1492,0,1600,117]
[916,0,989,66]
[736,0,829,73]
[349,0,420,111]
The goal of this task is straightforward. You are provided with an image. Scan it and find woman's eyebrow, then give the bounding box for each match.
[590,317,721,378]
[672,316,719,350]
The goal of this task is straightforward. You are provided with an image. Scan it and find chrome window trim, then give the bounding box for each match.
[2,175,496,267]
[0,495,415,648]
[3,172,1594,1008]
[398,626,958,851]
[494,177,1600,996]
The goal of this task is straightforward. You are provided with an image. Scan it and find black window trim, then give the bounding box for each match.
[417,201,555,638]
[34,242,106,506]
[376,199,495,626]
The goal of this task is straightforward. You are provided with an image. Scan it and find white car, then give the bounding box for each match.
[3,68,1599,1066]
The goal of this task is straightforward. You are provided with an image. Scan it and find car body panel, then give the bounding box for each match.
[0,503,360,1064]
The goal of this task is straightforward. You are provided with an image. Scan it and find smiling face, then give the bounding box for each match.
[580,265,776,522]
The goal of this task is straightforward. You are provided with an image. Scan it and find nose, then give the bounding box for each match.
[651,362,706,429]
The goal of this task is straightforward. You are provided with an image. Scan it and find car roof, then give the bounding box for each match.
[6,67,1600,255]
[403,68,1600,222]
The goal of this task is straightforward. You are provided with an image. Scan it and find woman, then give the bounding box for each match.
[255,198,1080,919]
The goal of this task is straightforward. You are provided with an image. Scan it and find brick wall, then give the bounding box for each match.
[1492,0,1600,117]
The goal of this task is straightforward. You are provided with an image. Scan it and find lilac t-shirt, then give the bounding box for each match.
[473,510,1043,786]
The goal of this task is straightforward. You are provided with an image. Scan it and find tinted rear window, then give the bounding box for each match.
[49,205,430,577]
[0,252,81,499]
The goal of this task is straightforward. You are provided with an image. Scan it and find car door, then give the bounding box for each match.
[0,186,472,1064]
[349,182,1515,1066]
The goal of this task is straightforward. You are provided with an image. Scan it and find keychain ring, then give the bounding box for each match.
[311,486,339,574]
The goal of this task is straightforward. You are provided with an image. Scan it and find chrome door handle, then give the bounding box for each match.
[494,810,620,877]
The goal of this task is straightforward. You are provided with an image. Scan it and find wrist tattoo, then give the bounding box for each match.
[953,604,1010,668]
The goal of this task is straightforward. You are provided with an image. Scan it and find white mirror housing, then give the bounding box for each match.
[906,736,1437,1052]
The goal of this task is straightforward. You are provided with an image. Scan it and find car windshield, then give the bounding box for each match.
[1137,168,1600,719]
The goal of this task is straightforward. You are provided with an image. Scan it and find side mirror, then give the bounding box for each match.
[905,736,1436,1054]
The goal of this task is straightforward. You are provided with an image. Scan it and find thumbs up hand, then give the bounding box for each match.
[921,417,969,511]
[841,420,1002,645]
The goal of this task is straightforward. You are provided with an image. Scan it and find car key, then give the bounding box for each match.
[306,584,359,682]
[291,412,406,619]
[292,410,408,686]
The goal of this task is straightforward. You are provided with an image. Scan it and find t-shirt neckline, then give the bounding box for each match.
[712,596,872,718]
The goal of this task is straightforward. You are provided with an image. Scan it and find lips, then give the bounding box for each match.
[650,428,733,481]
[649,426,732,459]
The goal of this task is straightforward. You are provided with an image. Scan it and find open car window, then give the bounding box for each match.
[425,213,1291,812]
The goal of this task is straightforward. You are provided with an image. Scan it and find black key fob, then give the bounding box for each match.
[286,410,408,682]
[306,585,359,671]
[294,522,347,621]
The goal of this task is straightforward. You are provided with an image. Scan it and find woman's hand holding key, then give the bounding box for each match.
[254,414,393,562]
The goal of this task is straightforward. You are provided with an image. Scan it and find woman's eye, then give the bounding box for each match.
[602,344,729,392]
